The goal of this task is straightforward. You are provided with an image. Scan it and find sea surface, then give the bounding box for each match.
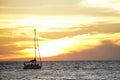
[0,61,120,80]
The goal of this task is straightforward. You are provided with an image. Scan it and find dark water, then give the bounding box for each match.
[0,61,120,80]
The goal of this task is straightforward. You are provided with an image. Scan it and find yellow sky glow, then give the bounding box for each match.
[0,0,120,61]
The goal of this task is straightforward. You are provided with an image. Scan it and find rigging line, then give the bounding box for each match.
[36,33,42,66]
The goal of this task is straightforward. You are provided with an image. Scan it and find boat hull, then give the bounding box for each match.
[23,64,42,69]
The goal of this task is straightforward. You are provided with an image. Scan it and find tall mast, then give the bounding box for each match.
[34,28,37,64]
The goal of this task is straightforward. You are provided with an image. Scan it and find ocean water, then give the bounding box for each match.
[0,61,120,80]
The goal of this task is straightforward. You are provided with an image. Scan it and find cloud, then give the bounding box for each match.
[0,0,120,61]
[78,7,120,17]
[39,27,81,39]
[0,27,47,58]
[43,40,120,61]
[0,0,79,7]
[0,0,120,17]
[0,0,80,15]
[80,22,120,34]
[0,26,120,61]
[80,0,120,10]
[39,33,120,59]
[78,0,120,17]
[38,22,120,39]
[0,44,28,55]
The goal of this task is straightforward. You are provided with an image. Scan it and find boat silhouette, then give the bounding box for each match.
[23,28,42,69]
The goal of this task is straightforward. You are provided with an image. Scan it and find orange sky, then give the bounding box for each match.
[0,0,120,61]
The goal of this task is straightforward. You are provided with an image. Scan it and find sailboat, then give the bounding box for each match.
[23,28,42,69]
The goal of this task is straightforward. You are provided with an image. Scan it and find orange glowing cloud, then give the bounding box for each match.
[0,0,120,61]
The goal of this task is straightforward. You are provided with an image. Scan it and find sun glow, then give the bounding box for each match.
[40,45,63,57]
[18,33,120,58]
[19,38,74,58]
[20,45,64,58]
[38,39,73,57]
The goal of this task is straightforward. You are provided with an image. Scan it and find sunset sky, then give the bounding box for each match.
[0,0,120,61]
